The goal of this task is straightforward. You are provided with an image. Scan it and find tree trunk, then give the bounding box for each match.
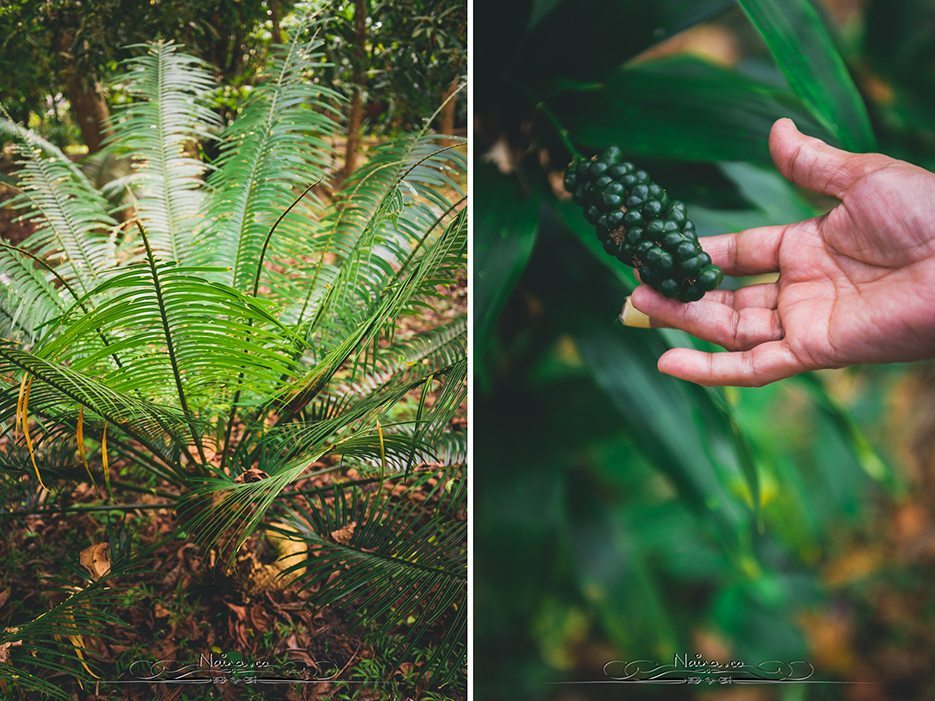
[341,0,368,183]
[57,31,110,153]
[64,76,111,153]
[270,0,284,45]
[439,77,460,139]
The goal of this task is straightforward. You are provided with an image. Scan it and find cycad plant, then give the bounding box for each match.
[0,21,466,696]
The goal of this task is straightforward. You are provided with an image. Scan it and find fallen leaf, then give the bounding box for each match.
[79,542,111,581]
[0,639,21,664]
[330,522,357,545]
[235,467,270,483]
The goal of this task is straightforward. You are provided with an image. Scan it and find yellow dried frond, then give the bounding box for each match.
[101,422,111,493]
[20,376,47,491]
[76,407,95,486]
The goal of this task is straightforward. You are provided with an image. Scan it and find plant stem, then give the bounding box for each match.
[278,468,438,499]
[0,502,171,518]
[534,99,584,160]
[136,221,207,467]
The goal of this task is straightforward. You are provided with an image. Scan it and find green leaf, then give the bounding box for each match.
[107,41,220,262]
[0,242,69,343]
[565,472,679,657]
[201,24,342,291]
[571,319,754,544]
[473,164,538,353]
[738,0,876,152]
[557,55,836,164]
[795,373,898,490]
[517,0,733,92]
[3,131,118,297]
[690,162,820,236]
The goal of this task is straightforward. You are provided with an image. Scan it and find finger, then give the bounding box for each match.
[769,117,883,198]
[701,226,787,276]
[657,342,803,387]
[631,285,782,351]
[705,283,779,310]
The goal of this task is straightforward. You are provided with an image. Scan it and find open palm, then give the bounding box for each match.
[631,118,935,386]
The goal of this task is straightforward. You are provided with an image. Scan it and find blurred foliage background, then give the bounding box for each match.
[0,0,465,161]
[474,0,935,699]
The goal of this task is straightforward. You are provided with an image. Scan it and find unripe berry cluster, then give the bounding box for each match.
[564,146,723,302]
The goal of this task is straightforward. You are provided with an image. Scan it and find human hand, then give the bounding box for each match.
[629,117,935,387]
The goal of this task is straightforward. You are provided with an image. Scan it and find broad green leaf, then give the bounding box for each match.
[738,0,876,152]
[713,574,814,661]
[571,318,755,548]
[557,55,835,165]
[691,162,820,235]
[474,164,539,353]
[718,162,818,222]
[541,207,762,527]
[565,472,679,657]
[517,0,733,92]
[795,373,898,490]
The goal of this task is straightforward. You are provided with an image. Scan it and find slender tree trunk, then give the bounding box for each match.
[64,77,111,153]
[341,0,368,183]
[57,32,110,153]
[270,0,284,44]
[439,77,460,138]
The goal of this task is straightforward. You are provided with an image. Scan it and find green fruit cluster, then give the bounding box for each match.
[563,146,723,302]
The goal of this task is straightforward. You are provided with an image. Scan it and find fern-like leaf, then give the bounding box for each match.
[275,485,467,685]
[3,142,118,297]
[200,23,341,291]
[107,41,220,262]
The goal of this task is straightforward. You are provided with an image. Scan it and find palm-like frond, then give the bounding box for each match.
[274,484,467,685]
[0,344,188,480]
[200,23,341,291]
[107,41,219,262]
[2,140,117,298]
[0,573,126,699]
[302,133,466,340]
[179,207,468,551]
[0,243,69,343]
[38,236,301,416]
[284,207,467,411]
[178,367,441,553]
[340,316,467,398]
[0,117,85,177]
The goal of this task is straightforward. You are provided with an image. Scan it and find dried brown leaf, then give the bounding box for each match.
[330,522,356,545]
[79,542,111,581]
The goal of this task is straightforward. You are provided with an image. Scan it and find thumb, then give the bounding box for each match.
[769,118,875,198]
